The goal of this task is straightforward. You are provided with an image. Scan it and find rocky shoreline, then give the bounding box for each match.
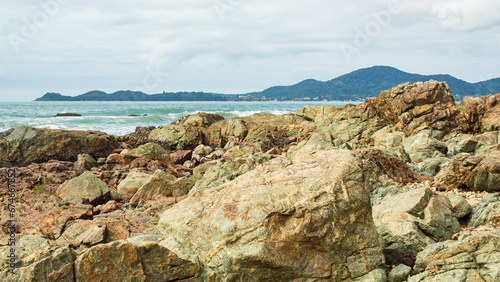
[0,80,499,281]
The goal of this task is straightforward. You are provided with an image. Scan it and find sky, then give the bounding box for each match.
[1,0,499,101]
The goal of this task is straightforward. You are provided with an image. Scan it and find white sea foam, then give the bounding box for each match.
[0,101,358,136]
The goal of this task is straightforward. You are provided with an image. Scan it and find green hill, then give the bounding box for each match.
[35,66,500,101]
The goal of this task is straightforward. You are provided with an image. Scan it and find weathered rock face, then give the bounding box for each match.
[74,240,200,282]
[466,194,500,228]
[0,126,119,167]
[370,81,458,138]
[358,149,428,190]
[56,171,111,205]
[192,148,277,191]
[156,148,385,280]
[0,236,75,281]
[402,131,448,160]
[296,102,384,150]
[409,231,500,281]
[373,188,461,267]
[435,151,500,192]
[457,93,500,133]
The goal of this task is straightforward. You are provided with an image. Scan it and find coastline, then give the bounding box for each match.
[0,80,499,281]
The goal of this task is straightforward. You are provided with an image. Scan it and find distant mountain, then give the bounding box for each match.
[249,66,489,101]
[35,66,500,102]
[36,91,231,102]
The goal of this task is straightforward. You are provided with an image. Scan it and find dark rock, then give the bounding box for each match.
[54,112,82,117]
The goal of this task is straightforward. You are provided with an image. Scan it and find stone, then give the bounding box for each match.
[116,171,151,197]
[100,200,122,214]
[467,151,500,192]
[56,171,111,205]
[435,151,500,192]
[446,194,472,219]
[74,154,98,172]
[129,170,177,205]
[207,113,315,151]
[156,148,384,280]
[192,152,276,191]
[0,245,75,282]
[127,234,159,245]
[128,142,172,163]
[0,126,119,166]
[33,205,94,240]
[74,241,145,281]
[370,80,458,138]
[466,194,500,228]
[135,242,200,281]
[481,99,500,132]
[358,149,428,190]
[402,132,448,160]
[408,157,449,177]
[388,264,413,282]
[434,153,484,191]
[371,185,409,206]
[169,150,192,164]
[373,188,460,266]
[149,124,203,150]
[118,126,156,147]
[410,231,500,281]
[60,220,106,247]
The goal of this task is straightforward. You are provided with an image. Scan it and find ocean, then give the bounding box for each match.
[0,101,360,136]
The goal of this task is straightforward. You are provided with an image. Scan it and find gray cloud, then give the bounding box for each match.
[1,0,500,101]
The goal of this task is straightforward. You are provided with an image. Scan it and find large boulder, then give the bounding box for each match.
[373,188,461,267]
[409,231,500,281]
[56,171,111,205]
[0,127,119,166]
[74,240,200,281]
[156,148,385,280]
[369,80,458,138]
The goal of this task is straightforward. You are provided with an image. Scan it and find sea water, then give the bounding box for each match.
[0,101,360,136]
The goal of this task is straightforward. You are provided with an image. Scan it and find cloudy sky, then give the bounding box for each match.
[1,0,499,101]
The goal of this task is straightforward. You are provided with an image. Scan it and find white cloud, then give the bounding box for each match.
[0,0,499,101]
[431,0,500,31]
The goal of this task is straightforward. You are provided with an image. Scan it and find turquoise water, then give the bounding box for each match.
[0,101,360,136]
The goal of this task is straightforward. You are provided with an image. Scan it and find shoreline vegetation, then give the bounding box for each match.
[35,66,500,102]
[1,80,500,281]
